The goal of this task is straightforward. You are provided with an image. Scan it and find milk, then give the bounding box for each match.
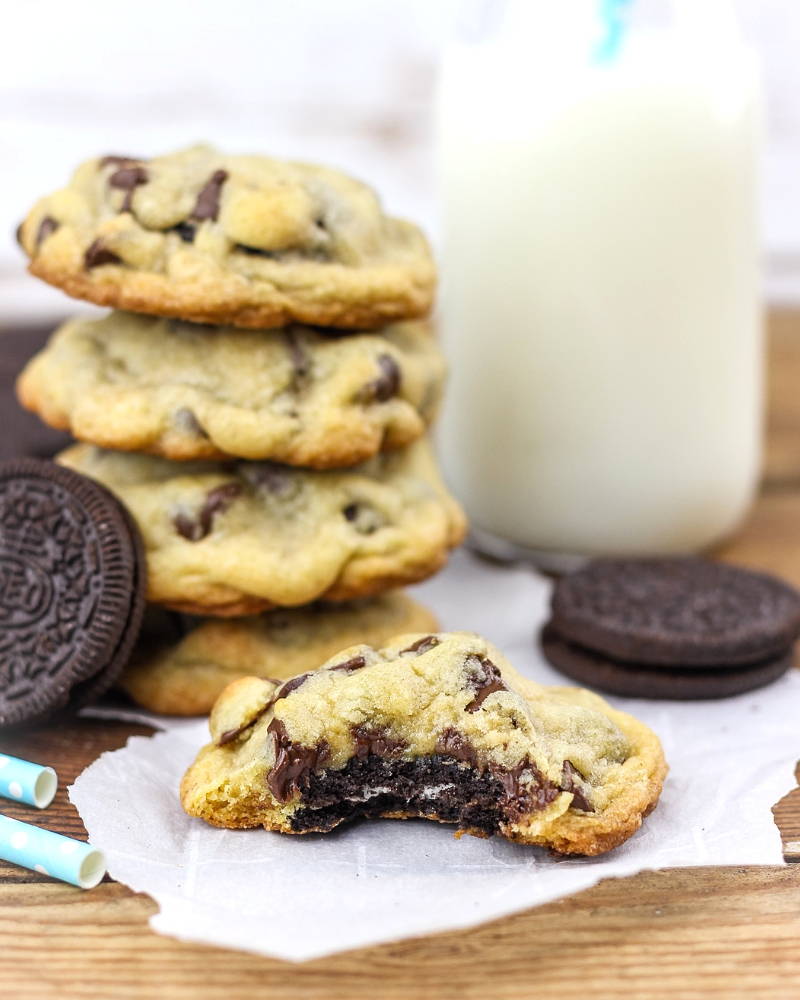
[436,0,762,564]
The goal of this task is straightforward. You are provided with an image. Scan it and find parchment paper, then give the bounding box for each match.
[71,550,800,961]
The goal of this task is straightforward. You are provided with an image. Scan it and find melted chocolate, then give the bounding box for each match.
[192,169,228,222]
[329,654,367,674]
[357,355,401,404]
[216,678,286,746]
[218,726,248,746]
[560,760,594,813]
[489,759,559,821]
[402,635,440,656]
[436,727,477,767]
[464,655,508,713]
[267,718,330,804]
[352,726,406,760]
[84,239,122,269]
[173,482,241,541]
[35,217,59,247]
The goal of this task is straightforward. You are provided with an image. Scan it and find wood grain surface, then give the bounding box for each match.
[3,312,800,998]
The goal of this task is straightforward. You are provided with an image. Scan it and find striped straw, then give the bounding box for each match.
[0,814,106,888]
[0,754,57,809]
[595,0,634,63]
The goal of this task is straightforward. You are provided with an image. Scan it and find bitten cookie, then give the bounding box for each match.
[18,311,446,466]
[180,632,667,856]
[120,592,438,716]
[542,558,800,699]
[18,145,436,330]
[57,439,467,616]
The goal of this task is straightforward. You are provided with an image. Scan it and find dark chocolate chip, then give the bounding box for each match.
[173,482,241,541]
[174,408,209,439]
[285,329,310,393]
[561,760,594,813]
[218,727,245,746]
[109,166,149,190]
[464,655,508,712]
[172,221,197,243]
[267,718,330,804]
[352,726,406,761]
[84,239,122,269]
[191,169,228,222]
[35,217,59,247]
[437,727,477,767]
[356,355,402,405]
[100,155,144,169]
[235,244,277,257]
[330,654,367,674]
[342,502,383,534]
[244,462,296,496]
[109,166,149,212]
[402,635,440,656]
[275,673,312,701]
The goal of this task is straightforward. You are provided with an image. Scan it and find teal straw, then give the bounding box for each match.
[0,753,57,809]
[0,814,106,888]
[595,0,634,63]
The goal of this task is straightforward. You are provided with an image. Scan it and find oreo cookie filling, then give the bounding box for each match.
[288,752,561,836]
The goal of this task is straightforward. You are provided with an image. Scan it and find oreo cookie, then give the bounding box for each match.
[0,457,147,727]
[541,622,794,701]
[542,558,800,700]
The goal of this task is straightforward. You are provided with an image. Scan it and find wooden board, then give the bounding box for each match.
[4,313,800,997]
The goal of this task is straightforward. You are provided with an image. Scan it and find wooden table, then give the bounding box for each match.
[4,312,800,999]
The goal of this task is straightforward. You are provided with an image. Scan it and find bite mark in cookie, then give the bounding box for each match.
[180,632,667,855]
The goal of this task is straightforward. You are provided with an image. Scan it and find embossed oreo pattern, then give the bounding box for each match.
[0,459,141,726]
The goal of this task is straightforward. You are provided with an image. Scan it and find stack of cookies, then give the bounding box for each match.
[16,144,466,715]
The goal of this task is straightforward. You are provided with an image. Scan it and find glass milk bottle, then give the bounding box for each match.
[436,0,763,569]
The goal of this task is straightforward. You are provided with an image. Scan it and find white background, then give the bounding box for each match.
[1,0,799,323]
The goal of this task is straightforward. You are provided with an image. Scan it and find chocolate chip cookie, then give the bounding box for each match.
[57,439,466,616]
[180,632,667,856]
[18,311,446,466]
[18,145,436,330]
[119,592,438,716]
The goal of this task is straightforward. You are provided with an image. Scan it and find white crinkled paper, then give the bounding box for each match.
[71,550,800,961]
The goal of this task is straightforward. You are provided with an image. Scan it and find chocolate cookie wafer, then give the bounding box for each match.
[0,458,147,726]
[541,558,800,700]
